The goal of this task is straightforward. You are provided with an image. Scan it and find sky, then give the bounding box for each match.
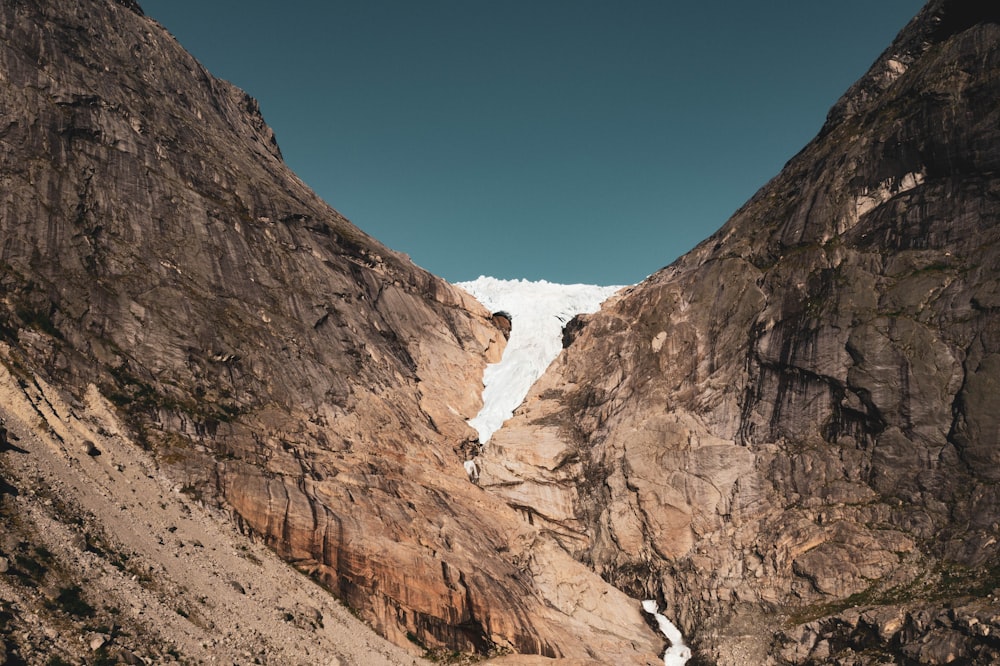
[140,1,926,286]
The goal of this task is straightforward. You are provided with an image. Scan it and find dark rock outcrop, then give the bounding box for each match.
[0,0,659,661]
[480,1,1000,663]
[493,311,513,340]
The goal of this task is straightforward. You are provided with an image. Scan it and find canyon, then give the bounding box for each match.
[1,0,999,664]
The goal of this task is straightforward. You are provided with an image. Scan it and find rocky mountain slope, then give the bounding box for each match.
[0,353,427,665]
[0,0,662,663]
[479,0,1000,663]
[5,0,999,664]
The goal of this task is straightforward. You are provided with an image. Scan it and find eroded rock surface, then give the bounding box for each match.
[0,0,660,661]
[480,1,1000,663]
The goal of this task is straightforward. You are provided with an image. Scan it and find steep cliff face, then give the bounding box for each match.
[0,0,661,661]
[481,1,1000,662]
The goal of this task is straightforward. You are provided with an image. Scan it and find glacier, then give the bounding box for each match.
[456,276,691,661]
[455,276,624,444]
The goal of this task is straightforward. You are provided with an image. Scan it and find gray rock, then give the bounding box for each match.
[89,632,109,651]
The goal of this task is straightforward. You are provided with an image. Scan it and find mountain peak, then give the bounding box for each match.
[113,0,144,15]
[0,0,660,662]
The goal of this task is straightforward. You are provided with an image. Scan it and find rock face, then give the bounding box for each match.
[6,0,999,663]
[480,1,1000,662]
[0,0,661,661]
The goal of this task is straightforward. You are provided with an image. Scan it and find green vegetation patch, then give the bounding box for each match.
[788,558,1000,626]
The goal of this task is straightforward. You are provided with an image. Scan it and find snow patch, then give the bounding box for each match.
[642,600,691,666]
[455,276,624,443]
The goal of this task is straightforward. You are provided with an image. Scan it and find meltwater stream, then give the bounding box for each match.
[643,600,692,665]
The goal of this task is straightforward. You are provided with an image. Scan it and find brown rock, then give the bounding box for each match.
[7,0,1000,663]
[115,649,144,665]
[903,629,968,665]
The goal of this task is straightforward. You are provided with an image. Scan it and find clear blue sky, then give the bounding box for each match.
[140,1,925,285]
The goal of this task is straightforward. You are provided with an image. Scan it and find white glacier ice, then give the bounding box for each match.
[455,276,624,443]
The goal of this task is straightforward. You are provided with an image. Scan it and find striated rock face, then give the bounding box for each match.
[0,0,661,660]
[9,0,999,662]
[480,0,1000,662]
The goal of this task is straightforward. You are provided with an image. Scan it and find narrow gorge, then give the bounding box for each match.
[0,0,998,664]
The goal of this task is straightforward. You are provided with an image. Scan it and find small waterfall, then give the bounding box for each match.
[642,600,691,665]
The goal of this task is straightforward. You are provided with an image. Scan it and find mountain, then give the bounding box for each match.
[0,0,660,663]
[3,0,999,664]
[479,0,1000,662]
